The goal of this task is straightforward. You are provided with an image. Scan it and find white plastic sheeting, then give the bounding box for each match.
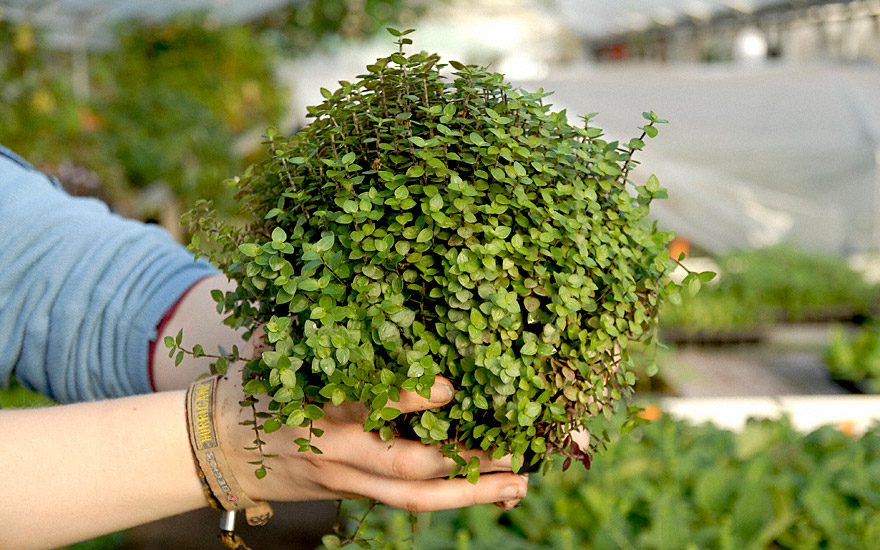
[521,61,880,255]
[661,395,880,434]
[552,0,793,38]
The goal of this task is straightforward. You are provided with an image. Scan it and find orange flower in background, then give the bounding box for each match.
[838,419,858,437]
[669,237,690,260]
[638,404,663,422]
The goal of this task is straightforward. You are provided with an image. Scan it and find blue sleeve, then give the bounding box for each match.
[0,149,219,402]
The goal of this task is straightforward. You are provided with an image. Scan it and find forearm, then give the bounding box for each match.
[0,391,206,549]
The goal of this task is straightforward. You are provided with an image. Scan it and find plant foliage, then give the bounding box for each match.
[824,319,880,393]
[187,30,695,475]
[329,415,880,549]
[661,245,880,341]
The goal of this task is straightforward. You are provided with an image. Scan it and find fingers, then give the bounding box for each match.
[345,471,529,513]
[309,422,510,481]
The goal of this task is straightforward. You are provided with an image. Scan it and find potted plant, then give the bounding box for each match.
[182,30,703,479]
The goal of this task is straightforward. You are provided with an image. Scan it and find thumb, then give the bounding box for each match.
[393,376,454,413]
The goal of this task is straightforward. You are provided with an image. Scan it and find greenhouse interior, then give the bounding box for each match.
[3,0,880,548]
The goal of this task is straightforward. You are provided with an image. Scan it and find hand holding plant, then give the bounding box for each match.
[213,329,528,511]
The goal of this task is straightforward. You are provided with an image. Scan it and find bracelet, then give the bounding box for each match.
[185,375,274,531]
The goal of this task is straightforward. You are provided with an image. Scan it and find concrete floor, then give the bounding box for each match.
[122,500,338,550]
[660,323,849,397]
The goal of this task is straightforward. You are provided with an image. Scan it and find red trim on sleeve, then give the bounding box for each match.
[147,276,210,392]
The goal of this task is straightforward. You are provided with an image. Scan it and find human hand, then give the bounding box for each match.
[213,336,528,513]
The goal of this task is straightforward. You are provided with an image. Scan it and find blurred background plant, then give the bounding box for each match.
[254,0,418,52]
[825,320,880,393]
[1,13,288,222]
[326,413,880,550]
[661,245,880,344]
[92,15,287,214]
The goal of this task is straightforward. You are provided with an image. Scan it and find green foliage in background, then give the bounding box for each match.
[717,246,878,322]
[92,14,287,210]
[184,29,704,478]
[327,415,880,550]
[0,14,286,215]
[660,288,772,341]
[661,245,879,340]
[0,20,94,167]
[825,320,880,393]
[0,376,54,408]
[255,0,423,54]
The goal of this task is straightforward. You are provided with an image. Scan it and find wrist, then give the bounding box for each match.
[185,375,273,525]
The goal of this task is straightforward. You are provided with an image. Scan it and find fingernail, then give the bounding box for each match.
[430,382,453,403]
[498,484,522,501]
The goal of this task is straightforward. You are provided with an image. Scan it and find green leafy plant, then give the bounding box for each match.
[720,246,879,322]
[0,14,287,217]
[328,415,880,549]
[254,0,422,54]
[824,319,880,393]
[661,245,880,342]
[660,287,773,343]
[185,29,701,478]
[92,14,288,212]
[0,376,55,409]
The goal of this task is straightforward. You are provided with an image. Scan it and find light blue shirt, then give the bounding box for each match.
[0,146,218,402]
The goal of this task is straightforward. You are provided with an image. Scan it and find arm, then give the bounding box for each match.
[0,156,217,402]
[0,375,528,550]
[150,274,244,392]
[0,391,204,550]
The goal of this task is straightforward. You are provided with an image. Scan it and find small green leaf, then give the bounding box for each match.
[698,271,717,282]
[331,387,346,407]
[239,243,260,257]
[322,534,342,549]
[242,379,267,395]
[214,356,228,375]
[687,276,702,296]
[263,417,282,433]
[315,234,335,252]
